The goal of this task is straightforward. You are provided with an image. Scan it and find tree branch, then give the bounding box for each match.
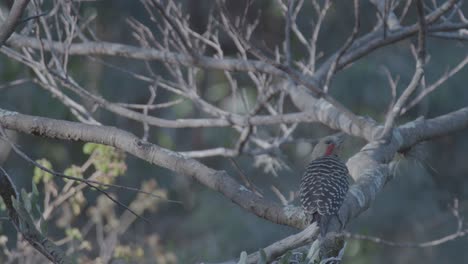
[0,0,30,46]
[246,224,319,263]
[2,105,468,262]
[0,108,306,228]
[314,0,458,81]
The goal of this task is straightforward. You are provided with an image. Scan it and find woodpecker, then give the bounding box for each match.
[300,133,349,237]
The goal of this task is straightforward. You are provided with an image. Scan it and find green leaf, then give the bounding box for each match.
[65,228,83,241]
[83,143,97,154]
[63,165,83,182]
[33,159,53,184]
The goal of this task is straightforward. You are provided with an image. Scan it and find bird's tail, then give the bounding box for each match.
[310,212,331,237]
[318,214,331,237]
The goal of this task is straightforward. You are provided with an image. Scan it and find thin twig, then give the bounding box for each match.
[383,67,399,116]
[229,158,263,198]
[0,78,31,90]
[380,0,427,139]
[284,0,293,67]
[403,55,468,114]
[142,85,157,141]
[323,0,360,93]
[344,199,467,248]
[147,0,197,58]
[345,229,468,248]
[217,1,368,132]
[270,185,288,206]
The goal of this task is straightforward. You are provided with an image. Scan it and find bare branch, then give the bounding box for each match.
[144,0,196,57]
[323,0,360,93]
[244,224,319,264]
[399,106,468,149]
[403,55,468,114]
[380,0,427,139]
[0,108,307,228]
[344,199,468,248]
[284,0,293,67]
[370,0,401,30]
[314,0,458,81]
[0,78,31,90]
[308,0,332,74]
[179,147,238,158]
[345,229,468,248]
[383,67,399,116]
[0,0,30,46]
[1,103,467,236]
[218,225,318,264]
[230,158,263,198]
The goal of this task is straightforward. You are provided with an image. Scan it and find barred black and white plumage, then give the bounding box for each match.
[300,134,349,237]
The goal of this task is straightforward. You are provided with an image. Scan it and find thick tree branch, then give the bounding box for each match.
[1,106,468,262]
[288,85,380,141]
[222,224,319,264]
[0,0,30,46]
[0,108,305,228]
[335,107,468,229]
[399,107,468,149]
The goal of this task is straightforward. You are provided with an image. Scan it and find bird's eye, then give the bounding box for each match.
[325,140,332,145]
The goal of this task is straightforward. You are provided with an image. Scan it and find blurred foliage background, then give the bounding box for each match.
[0,0,468,263]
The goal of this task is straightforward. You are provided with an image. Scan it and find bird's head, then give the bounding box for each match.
[311,133,345,160]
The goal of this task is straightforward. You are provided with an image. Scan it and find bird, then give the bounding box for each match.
[300,133,349,237]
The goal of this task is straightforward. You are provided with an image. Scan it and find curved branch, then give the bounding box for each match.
[399,107,468,149]
[245,224,319,264]
[0,108,305,228]
[288,86,380,141]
